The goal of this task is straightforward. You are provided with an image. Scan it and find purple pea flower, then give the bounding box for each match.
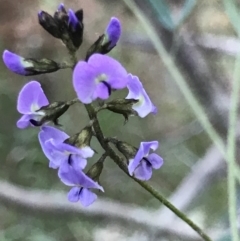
[39,126,94,169]
[104,17,121,49]
[126,74,157,118]
[58,161,104,207]
[3,50,34,76]
[128,141,163,181]
[17,81,49,129]
[73,54,128,104]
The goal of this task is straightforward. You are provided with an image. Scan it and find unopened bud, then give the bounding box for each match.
[86,160,104,182]
[2,50,60,76]
[113,140,137,161]
[106,99,138,123]
[68,9,84,49]
[38,11,61,38]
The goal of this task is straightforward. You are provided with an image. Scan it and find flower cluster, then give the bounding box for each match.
[3,3,163,207]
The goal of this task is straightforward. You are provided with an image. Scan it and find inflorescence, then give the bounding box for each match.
[2,3,163,207]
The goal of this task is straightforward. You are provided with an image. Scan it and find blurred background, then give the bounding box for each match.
[0,0,239,240]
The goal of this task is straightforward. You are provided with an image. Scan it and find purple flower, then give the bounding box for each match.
[73,54,128,104]
[104,17,121,49]
[38,126,94,169]
[126,74,157,118]
[17,81,49,129]
[128,141,163,181]
[3,50,34,76]
[58,161,104,207]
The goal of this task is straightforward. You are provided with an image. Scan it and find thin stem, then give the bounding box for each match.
[122,0,240,183]
[227,53,240,241]
[84,103,212,241]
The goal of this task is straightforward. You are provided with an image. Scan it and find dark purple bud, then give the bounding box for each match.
[68,9,84,49]
[38,11,61,38]
[75,9,83,22]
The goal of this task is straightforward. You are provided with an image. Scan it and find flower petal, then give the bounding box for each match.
[105,17,121,48]
[54,142,88,157]
[92,82,110,100]
[134,161,152,181]
[128,158,141,176]
[39,126,69,143]
[147,153,164,169]
[126,75,156,118]
[70,155,87,170]
[2,50,30,75]
[140,141,159,156]
[73,61,96,104]
[67,187,81,202]
[43,139,68,169]
[126,74,142,99]
[80,146,95,159]
[16,114,32,129]
[58,162,104,191]
[79,188,97,207]
[68,9,79,29]
[17,81,49,114]
[38,126,69,168]
[88,54,128,89]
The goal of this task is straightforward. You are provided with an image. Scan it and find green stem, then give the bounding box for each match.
[227,53,240,241]
[84,104,212,241]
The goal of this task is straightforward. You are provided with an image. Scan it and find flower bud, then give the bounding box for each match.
[103,17,121,50]
[75,9,83,22]
[68,9,84,49]
[39,4,84,52]
[3,50,60,76]
[113,139,137,161]
[106,99,138,123]
[86,161,104,182]
[66,126,93,148]
[38,11,61,38]
[85,17,121,60]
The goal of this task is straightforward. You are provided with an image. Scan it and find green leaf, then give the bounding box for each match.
[148,0,175,30]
